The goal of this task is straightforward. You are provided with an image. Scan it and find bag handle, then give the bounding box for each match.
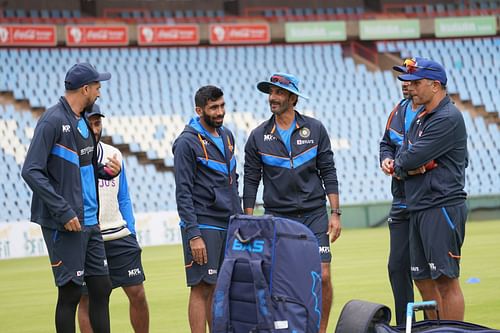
[234,228,262,244]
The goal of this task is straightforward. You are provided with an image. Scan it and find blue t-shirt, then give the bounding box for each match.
[76,118,98,226]
[405,102,422,134]
[276,119,296,154]
[208,133,225,157]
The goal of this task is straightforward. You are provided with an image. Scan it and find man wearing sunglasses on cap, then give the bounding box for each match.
[379,58,427,325]
[244,73,340,333]
[393,58,468,321]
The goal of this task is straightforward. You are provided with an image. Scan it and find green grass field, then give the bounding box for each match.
[1,219,499,332]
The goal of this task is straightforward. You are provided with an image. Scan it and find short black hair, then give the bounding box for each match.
[195,85,223,108]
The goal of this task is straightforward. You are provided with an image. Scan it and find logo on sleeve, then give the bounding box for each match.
[62,125,71,133]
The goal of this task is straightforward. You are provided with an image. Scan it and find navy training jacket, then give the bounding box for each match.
[395,96,468,211]
[22,97,116,230]
[172,117,242,240]
[243,111,339,215]
[379,98,414,218]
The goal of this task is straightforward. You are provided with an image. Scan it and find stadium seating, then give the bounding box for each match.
[377,38,500,113]
[0,39,499,221]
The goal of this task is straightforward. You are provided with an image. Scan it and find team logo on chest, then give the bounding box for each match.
[299,127,310,138]
[297,127,314,145]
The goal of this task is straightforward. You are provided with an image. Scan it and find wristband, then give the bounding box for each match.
[331,208,342,216]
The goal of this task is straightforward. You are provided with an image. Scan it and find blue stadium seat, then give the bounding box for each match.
[15,9,26,17]
[0,40,499,217]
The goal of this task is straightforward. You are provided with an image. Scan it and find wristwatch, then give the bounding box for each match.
[331,208,342,216]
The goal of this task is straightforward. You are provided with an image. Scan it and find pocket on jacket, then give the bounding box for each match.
[428,167,446,196]
[210,186,232,212]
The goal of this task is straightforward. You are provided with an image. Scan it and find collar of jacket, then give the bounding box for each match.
[58,96,97,150]
[264,110,308,134]
[59,96,82,120]
[186,116,225,138]
[418,95,451,119]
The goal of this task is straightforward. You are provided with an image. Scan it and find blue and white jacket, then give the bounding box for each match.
[22,97,117,230]
[243,111,339,215]
[172,117,242,240]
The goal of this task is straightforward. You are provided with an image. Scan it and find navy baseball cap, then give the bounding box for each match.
[86,104,105,118]
[64,63,111,90]
[397,57,447,85]
[257,73,309,99]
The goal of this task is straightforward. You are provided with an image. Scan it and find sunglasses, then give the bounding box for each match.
[270,75,298,90]
[403,58,438,74]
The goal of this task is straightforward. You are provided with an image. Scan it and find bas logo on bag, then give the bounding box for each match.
[232,239,264,253]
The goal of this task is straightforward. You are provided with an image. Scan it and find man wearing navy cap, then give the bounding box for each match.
[244,73,341,333]
[22,63,120,333]
[393,58,468,320]
[78,104,149,333]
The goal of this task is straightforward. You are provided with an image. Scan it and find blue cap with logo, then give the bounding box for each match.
[64,63,111,90]
[257,72,309,99]
[397,57,447,86]
[85,103,105,118]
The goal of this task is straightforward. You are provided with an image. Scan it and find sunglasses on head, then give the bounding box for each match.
[403,58,438,74]
[270,75,298,89]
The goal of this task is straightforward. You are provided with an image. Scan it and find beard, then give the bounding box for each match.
[270,101,288,116]
[202,112,224,128]
[86,95,99,109]
[402,87,411,99]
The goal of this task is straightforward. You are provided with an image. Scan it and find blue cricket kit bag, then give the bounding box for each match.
[212,214,322,333]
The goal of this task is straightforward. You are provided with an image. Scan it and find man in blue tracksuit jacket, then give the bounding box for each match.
[22,63,120,332]
[379,59,425,325]
[21,63,120,333]
[243,73,340,333]
[173,85,241,333]
[394,58,468,321]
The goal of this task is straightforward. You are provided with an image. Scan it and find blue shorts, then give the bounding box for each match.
[104,235,145,289]
[42,225,109,287]
[181,226,227,286]
[266,208,332,263]
[409,202,467,280]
